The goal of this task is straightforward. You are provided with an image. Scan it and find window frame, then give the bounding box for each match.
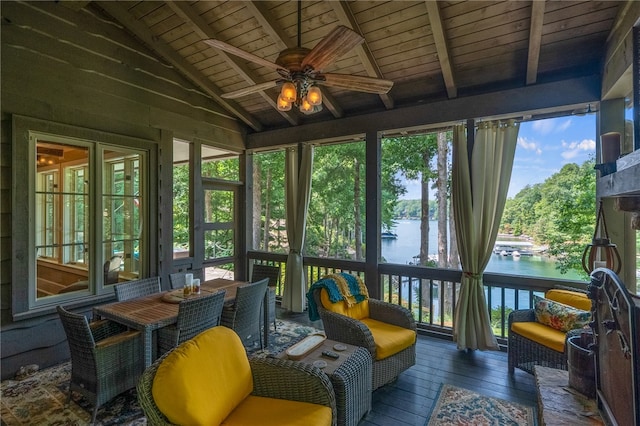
[11,115,157,320]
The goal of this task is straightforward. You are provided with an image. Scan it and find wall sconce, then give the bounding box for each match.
[581,200,622,274]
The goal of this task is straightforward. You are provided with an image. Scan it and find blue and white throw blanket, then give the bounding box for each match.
[306,272,369,321]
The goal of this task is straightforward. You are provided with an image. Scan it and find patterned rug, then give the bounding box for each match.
[426,384,535,426]
[0,320,320,426]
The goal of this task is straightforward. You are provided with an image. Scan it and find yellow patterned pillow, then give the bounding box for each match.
[533,295,591,333]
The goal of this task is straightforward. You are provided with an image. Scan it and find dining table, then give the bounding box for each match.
[93,278,270,367]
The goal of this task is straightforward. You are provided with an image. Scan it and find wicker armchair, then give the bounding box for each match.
[114,276,161,301]
[251,263,281,332]
[137,327,336,426]
[221,277,269,349]
[157,290,226,355]
[310,287,417,390]
[57,306,144,424]
[508,288,592,375]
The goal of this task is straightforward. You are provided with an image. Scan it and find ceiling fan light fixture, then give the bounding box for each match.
[299,97,322,115]
[277,94,292,111]
[299,96,313,113]
[280,82,297,103]
[307,85,322,106]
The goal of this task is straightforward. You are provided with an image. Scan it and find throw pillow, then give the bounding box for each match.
[533,295,591,332]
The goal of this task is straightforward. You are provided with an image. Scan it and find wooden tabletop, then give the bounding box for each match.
[94,278,247,329]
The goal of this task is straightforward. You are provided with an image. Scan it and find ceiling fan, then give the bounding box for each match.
[203,3,393,114]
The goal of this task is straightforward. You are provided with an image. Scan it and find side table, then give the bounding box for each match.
[281,339,372,426]
[534,365,603,426]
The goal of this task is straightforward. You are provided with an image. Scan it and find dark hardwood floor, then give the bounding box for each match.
[279,310,538,426]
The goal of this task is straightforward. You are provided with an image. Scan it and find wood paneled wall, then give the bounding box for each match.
[0,1,244,379]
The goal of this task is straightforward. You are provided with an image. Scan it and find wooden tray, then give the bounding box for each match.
[285,333,326,360]
[161,289,200,304]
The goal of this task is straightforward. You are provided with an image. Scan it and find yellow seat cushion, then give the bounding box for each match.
[510,321,566,353]
[152,327,253,425]
[222,395,333,426]
[360,318,416,360]
[320,288,369,320]
[546,289,591,311]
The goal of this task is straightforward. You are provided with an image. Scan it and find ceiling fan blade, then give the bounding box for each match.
[221,81,280,99]
[302,26,364,71]
[320,73,394,94]
[204,39,285,72]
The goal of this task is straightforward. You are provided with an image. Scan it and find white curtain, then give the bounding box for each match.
[283,145,314,312]
[452,120,519,350]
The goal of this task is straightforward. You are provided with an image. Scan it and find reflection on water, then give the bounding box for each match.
[382,219,584,281]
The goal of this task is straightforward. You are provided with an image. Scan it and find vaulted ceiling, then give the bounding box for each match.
[94,1,625,134]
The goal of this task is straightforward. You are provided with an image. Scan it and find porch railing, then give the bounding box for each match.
[247,251,588,348]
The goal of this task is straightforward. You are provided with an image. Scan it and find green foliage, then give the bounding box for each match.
[500,159,596,279]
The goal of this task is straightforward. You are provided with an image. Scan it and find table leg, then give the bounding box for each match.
[143,328,154,367]
[263,290,269,348]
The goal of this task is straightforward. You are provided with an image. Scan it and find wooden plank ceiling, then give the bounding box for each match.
[94,1,623,133]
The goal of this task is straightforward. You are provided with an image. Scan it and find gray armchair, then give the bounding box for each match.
[251,263,281,332]
[114,276,161,301]
[157,290,226,355]
[310,286,416,390]
[221,277,269,349]
[57,305,144,424]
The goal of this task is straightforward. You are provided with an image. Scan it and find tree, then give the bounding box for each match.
[382,135,438,265]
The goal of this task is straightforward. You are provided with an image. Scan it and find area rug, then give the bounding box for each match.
[426,384,535,426]
[0,320,320,426]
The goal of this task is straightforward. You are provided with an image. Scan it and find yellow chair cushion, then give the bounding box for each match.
[545,289,591,311]
[152,326,253,425]
[510,321,566,353]
[222,395,333,426]
[320,288,370,320]
[360,318,416,360]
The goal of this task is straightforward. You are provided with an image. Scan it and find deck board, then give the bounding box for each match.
[281,310,538,425]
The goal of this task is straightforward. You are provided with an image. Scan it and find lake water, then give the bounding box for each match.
[381,219,584,281]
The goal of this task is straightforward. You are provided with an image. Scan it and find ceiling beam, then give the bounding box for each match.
[246,1,344,118]
[167,1,299,127]
[425,1,457,99]
[98,1,263,132]
[526,0,546,85]
[247,74,600,148]
[330,1,394,109]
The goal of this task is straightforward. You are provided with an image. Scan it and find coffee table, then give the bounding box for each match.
[281,338,372,426]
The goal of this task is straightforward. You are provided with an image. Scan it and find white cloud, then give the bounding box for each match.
[531,117,573,136]
[560,138,595,160]
[556,119,572,132]
[517,136,542,155]
[531,120,555,135]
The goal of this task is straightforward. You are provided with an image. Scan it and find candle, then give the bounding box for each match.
[185,273,193,286]
[193,278,201,294]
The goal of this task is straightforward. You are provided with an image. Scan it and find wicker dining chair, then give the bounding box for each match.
[114,276,161,301]
[168,270,203,290]
[57,306,144,424]
[157,290,226,356]
[221,277,269,349]
[251,264,281,332]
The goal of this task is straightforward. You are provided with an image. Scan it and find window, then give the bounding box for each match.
[252,150,286,253]
[173,139,190,259]
[20,129,148,311]
[305,141,367,260]
[200,144,240,280]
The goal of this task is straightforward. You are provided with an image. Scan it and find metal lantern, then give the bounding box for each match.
[581,200,622,274]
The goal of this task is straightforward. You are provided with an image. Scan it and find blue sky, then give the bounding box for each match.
[399,114,597,200]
